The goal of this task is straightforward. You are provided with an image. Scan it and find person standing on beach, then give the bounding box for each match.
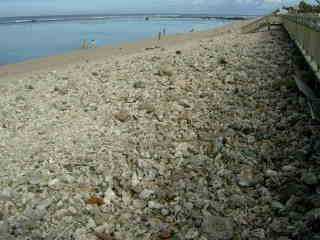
[82,39,89,49]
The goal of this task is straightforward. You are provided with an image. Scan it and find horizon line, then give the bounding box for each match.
[0,12,267,19]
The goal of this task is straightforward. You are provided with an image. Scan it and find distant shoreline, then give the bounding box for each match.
[0,20,251,79]
[0,14,257,25]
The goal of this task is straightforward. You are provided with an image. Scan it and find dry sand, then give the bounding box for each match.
[0,20,319,240]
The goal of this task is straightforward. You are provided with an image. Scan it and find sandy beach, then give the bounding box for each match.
[0,21,319,240]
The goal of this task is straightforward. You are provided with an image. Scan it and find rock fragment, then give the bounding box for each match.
[218,57,228,65]
[133,81,146,89]
[157,65,174,77]
[202,215,234,240]
[114,110,130,122]
[138,103,155,113]
[237,167,260,187]
[301,171,318,185]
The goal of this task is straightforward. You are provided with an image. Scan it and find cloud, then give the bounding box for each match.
[191,0,207,5]
[164,0,285,13]
[263,0,282,3]
[0,0,307,17]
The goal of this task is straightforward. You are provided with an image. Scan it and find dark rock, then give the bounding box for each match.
[310,235,320,240]
[306,208,320,221]
[304,209,320,237]
[218,57,228,65]
[92,72,99,76]
[236,167,261,187]
[295,149,309,162]
[251,228,266,239]
[138,103,155,114]
[277,237,291,240]
[228,194,247,208]
[288,211,303,221]
[285,195,301,210]
[301,172,318,185]
[25,84,34,90]
[54,86,68,95]
[177,100,191,108]
[271,201,286,215]
[282,165,297,173]
[53,101,70,111]
[133,81,146,89]
[158,228,173,239]
[307,194,320,208]
[202,215,234,240]
[279,182,310,201]
[84,105,98,112]
[270,217,289,234]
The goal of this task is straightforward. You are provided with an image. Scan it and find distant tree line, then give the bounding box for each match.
[283,1,320,13]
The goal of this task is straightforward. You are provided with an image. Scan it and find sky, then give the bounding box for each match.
[0,0,316,17]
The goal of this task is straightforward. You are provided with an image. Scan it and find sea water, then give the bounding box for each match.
[0,15,232,65]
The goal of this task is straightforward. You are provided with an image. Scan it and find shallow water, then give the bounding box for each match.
[0,16,231,65]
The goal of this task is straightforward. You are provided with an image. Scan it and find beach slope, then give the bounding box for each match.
[0,21,319,240]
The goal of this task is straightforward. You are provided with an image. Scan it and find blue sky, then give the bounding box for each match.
[0,0,316,17]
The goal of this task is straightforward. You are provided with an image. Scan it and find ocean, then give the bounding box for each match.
[0,14,243,65]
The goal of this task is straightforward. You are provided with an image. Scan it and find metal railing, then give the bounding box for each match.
[282,14,320,81]
[241,15,282,34]
[282,14,320,119]
[241,13,320,118]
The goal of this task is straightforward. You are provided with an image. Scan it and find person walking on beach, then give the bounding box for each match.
[91,40,96,48]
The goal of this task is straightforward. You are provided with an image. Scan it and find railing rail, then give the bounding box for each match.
[241,15,282,33]
[281,13,320,119]
[242,13,320,118]
[283,14,320,31]
[281,14,320,82]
